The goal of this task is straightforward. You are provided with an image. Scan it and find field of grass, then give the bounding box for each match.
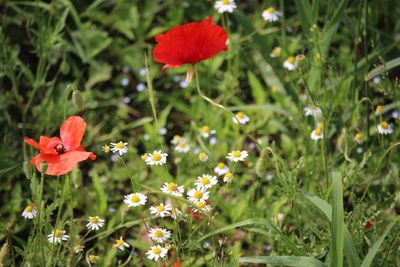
[0,0,399,266]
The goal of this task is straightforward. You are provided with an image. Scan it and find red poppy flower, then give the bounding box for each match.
[24,116,96,176]
[153,16,228,69]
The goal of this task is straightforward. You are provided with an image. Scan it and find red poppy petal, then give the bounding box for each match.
[60,116,86,151]
[44,151,93,176]
[24,136,59,154]
[24,137,41,150]
[30,154,45,172]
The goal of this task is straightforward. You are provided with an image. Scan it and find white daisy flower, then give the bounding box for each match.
[262,7,281,22]
[377,121,393,135]
[233,112,250,124]
[270,47,281,58]
[193,200,212,213]
[120,77,129,86]
[124,193,147,207]
[113,236,130,251]
[110,141,128,156]
[146,245,168,261]
[179,80,189,88]
[304,105,322,117]
[214,162,230,176]
[198,152,208,162]
[214,0,237,13]
[148,227,172,243]
[199,125,216,138]
[88,255,99,264]
[283,57,298,71]
[187,187,209,203]
[47,229,69,244]
[150,203,172,217]
[160,182,184,197]
[86,216,105,231]
[354,133,364,144]
[175,141,190,153]
[22,205,37,219]
[223,172,234,183]
[74,244,84,254]
[145,150,168,165]
[171,135,184,145]
[227,150,248,162]
[195,174,218,189]
[310,128,324,140]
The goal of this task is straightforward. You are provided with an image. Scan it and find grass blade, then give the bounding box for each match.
[331,171,344,267]
[239,256,327,267]
[365,57,400,81]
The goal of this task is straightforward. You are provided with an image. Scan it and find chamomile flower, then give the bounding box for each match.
[160,182,184,197]
[198,152,208,162]
[233,112,250,124]
[146,245,168,261]
[175,141,190,153]
[377,121,393,135]
[113,236,129,251]
[270,47,282,58]
[124,193,147,207]
[195,174,218,189]
[227,150,248,162]
[48,228,69,244]
[102,144,111,153]
[88,254,99,264]
[354,133,364,144]
[223,172,234,183]
[304,105,322,117]
[110,141,128,156]
[150,203,172,217]
[262,7,281,22]
[171,135,184,145]
[283,57,298,71]
[193,200,212,213]
[310,128,324,140]
[145,150,168,165]
[214,0,237,13]
[187,187,209,203]
[148,227,172,243]
[375,105,383,115]
[74,244,84,254]
[22,204,37,219]
[214,162,230,176]
[86,216,105,231]
[171,207,183,220]
[199,125,216,138]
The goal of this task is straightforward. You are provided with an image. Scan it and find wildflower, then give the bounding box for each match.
[86,216,105,231]
[124,193,147,207]
[48,228,69,244]
[209,136,218,145]
[214,0,237,13]
[145,150,168,165]
[304,105,322,117]
[139,67,148,76]
[375,105,383,115]
[283,57,297,71]
[377,121,393,135]
[227,150,248,162]
[270,47,281,58]
[24,116,96,176]
[175,141,190,153]
[262,7,281,22]
[120,77,129,86]
[233,112,250,124]
[194,200,212,212]
[159,127,167,135]
[74,244,84,254]
[214,162,230,176]
[187,187,209,203]
[198,152,208,162]
[140,154,148,161]
[223,172,234,183]
[153,17,227,79]
[354,133,364,144]
[195,174,218,189]
[22,204,37,219]
[392,110,399,119]
[171,207,183,220]
[160,182,184,197]
[113,236,129,251]
[88,255,99,264]
[310,128,323,140]
[110,141,128,156]
[102,144,111,153]
[199,125,216,138]
[179,80,189,88]
[146,245,168,261]
[150,203,172,217]
[148,227,172,243]
[357,147,364,154]
[143,134,150,141]
[136,83,146,92]
[171,135,184,145]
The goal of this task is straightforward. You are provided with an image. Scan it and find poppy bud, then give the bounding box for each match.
[72,89,84,110]
[0,242,9,266]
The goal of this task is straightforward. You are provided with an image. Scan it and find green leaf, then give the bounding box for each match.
[239,256,327,267]
[365,57,400,81]
[331,171,344,267]
[295,0,312,37]
[85,62,112,89]
[247,71,266,104]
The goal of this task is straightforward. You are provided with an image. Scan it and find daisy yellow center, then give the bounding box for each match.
[199,152,207,160]
[232,151,241,158]
[154,229,163,238]
[225,172,233,178]
[116,141,125,149]
[156,205,165,212]
[116,239,124,246]
[91,217,99,224]
[376,105,382,113]
[153,247,161,255]
[54,229,62,238]
[381,121,388,129]
[355,133,363,140]
[201,177,210,185]
[196,201,206,209]
[152,153,161,161]
[178,142,186,148]
[89,255,98,262]
[314,129,322,136]
[193,191,203,199]
[267,7,275,14]
[75,244,82,250]
[272,48,281,56]
[173,135,181,141]
[317,122,324,129]
[217,162,225,169]
[131,195,140,203]
[201,126,209,133]
[236,112,244,119]
[25,205,33,212]
[167,183,177,191]
[287,57,295,64]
